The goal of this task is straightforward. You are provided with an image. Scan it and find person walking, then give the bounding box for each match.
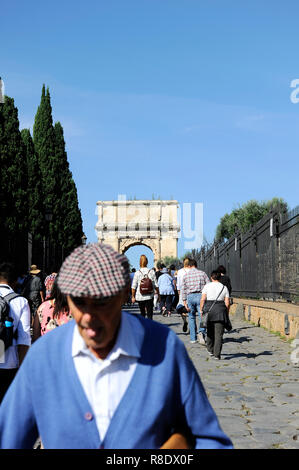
[0,243,233,449]
[216,265,232,297]
[158,267,175,317]
[22,265,45,324]
[44,271,58,300]
[131,255,159,320]
[176,257,190,332]
[0,263,31,403]
[181,259,209,344]
[200,271,230,360]
[32,278,72,341]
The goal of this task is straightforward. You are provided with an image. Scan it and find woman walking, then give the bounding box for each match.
[200,271,230,360]
[158,267,175,317]
[32,278,72,341]
[131,255,159,320]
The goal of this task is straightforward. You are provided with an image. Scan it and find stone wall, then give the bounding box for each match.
[230,298,299,339]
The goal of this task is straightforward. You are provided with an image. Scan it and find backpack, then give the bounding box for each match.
[0,293,20,350]
[139,270,154,296]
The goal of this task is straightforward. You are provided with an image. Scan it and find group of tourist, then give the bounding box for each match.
[130,255,233,361]
[0,244,233,449]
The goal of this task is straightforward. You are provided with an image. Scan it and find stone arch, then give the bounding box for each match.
[95,199,180,266]
[120,239,159,265]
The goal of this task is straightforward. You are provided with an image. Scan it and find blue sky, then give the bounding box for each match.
[2,1,299,268]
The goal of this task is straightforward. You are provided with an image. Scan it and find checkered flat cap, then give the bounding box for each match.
[58,243,130,298]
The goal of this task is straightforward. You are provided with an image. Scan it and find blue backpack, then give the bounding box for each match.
[0,293,20,350]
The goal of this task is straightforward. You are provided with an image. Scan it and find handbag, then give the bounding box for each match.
[200,285,224,329]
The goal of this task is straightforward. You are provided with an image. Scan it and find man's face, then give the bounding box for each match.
[67,288,129,359]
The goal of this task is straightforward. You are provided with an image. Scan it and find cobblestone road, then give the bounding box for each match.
[126,305,299,449]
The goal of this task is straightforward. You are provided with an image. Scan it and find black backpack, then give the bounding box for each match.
[0,293,20,350]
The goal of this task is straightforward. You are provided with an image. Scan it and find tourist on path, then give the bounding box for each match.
[176,257,190,333]
[0,263,31,403]
[44,271,58,300]
[131,255,159,320]
[0,243,233,449]
[182,259,210,344]
[216,265,232,297]
[22,265,45,324]
[200,271,230,360]
[32,278,72,341]
[158,267,175,317]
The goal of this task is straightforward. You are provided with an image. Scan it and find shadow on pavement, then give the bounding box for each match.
[224,351,273,360]
[223,336,253,344]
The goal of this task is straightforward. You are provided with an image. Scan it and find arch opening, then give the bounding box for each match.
[124,244,154,271]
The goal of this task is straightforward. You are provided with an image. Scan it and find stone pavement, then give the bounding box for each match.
[125,304,299,449]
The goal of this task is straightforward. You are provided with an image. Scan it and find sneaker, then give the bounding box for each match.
[213,356,220,360]
[208,351,213,356]
[198,332,206,345]
[190,340,197,344]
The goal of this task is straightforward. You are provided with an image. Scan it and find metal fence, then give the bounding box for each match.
[197,206,299,303]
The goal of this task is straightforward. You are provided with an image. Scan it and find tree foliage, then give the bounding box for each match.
[53,122,83,254]
[156,256,182,269]
[215,198,289,242]
[0,97,28,236]
[21,128,44,239]
[0,84,83,269]
[33,86,83,253]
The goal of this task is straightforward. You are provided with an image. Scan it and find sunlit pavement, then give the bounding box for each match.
[123,303,299,449]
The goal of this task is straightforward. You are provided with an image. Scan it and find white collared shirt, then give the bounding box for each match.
[0,284,31,369]
[176,268,189,305]
[72,311,143,441]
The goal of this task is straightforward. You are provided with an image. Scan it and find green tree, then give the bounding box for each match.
[215,198,289,242]
[21,129,44,239]
[0,96,28,265]
[156,256,182,269]
[33,85,59,240]
[53,121,83,254]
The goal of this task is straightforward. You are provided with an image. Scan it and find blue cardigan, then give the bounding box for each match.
[0,313,233,449]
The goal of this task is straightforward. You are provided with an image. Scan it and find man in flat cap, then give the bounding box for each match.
[0,243,232,449]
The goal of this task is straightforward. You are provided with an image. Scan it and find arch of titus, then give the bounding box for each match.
[95,199,180,265]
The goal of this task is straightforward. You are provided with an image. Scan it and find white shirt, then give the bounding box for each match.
[0,284,31,369]
[72,311,143,441]
[176,267,189,305]
[131,268,157,301]
[202,282,229,301]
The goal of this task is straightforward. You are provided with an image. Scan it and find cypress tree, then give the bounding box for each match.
[0,96,28,265]
[53,122,83,255]
[33,85,59,240]
[21,129,44,239]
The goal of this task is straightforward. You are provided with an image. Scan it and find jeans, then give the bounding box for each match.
[186,293,205,341]
[160,294,174,313]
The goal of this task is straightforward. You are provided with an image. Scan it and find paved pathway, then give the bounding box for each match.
[125,304,299,449]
